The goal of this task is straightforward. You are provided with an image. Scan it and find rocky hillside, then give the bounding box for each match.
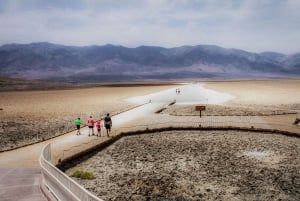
[0,42,299,82]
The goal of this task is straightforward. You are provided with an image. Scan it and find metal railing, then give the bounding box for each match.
[40,143,104,201]
[40,115,300,201]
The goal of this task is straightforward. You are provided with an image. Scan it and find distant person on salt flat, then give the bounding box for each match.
[96,119,102,137]
[87,116,95,136]
[75,117,81,135]
[104,113,112,137]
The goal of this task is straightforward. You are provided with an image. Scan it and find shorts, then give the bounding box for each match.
[97,128,101,132]
[89,126,94,129]
[105,124,111,130]
[76,125,80,129]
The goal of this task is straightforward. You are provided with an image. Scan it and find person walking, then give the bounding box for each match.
[96,119,102,137]
[104,113,112,137]
[87,116,95,136]
[75,117,81,135]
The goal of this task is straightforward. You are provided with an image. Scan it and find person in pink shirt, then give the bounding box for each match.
[87,116,95,136]
[96,119,102,137]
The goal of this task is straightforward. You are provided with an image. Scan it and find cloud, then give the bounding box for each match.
[0,0,299,53]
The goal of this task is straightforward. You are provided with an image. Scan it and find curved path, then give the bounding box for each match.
[0,84,299,200]
[0,102,167,200]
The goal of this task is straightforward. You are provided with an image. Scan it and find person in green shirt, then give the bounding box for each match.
[75,117,81,135]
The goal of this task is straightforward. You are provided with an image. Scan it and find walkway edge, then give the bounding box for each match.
[40,175,57,201]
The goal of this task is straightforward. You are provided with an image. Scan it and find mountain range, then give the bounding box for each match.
[0,42,299,82]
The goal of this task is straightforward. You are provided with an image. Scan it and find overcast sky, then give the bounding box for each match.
[0,0,299,54]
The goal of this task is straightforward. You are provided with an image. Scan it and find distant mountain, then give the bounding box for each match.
[0,42,299,82]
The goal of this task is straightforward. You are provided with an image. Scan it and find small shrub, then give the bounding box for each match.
[71,170,95,180]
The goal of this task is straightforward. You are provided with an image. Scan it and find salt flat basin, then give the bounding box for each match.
[126,83,234,105]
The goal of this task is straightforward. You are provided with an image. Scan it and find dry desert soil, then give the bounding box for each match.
[0,84,177,151]
[66,130,300,201]
[62,79,299,201]
[1,79,300,201]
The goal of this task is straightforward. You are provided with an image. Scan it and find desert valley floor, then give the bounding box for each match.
[0,79,300,200]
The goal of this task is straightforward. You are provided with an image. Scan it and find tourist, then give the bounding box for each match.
[104,113,112,137]
[75,117,81,135]
[96,119,102,137]
[87,116,95,136]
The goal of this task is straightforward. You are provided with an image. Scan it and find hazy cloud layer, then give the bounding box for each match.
[0,0,299,53]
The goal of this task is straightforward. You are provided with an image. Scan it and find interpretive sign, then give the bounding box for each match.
[195,106,206,118]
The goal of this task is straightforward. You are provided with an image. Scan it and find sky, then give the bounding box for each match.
[0,0,299,54]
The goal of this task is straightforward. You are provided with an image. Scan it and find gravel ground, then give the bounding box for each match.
[0,103,134,151]
[1,85,177,151]
[66,130,300,201]
[2,80,299,151]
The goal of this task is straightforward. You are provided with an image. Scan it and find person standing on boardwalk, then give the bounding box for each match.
[104,113,112,137]
[75,117,81,135]
[87,116,95,136]
[96,119,102,137]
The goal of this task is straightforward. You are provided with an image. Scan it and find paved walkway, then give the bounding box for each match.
[1,100,299,200]
[0,102,166,201]
[0,167,47,201]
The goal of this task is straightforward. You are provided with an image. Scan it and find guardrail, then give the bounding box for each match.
[40,115,300,200]
[40,143,103,201]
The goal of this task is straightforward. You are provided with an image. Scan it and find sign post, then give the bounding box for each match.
[195,106,206,118]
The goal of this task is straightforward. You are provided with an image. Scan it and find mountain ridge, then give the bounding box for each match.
[0,42,299,82]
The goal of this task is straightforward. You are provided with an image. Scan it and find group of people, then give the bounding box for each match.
[74,113,112,137]
[175,88,181,94]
